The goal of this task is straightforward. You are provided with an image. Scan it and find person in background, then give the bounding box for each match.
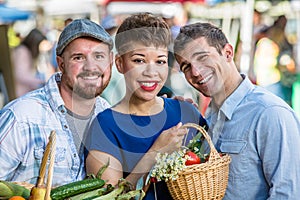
[0,19,113,187]
[173,22,300,199]
[101,15,118,36]
[86,13,207,200]
[11,28,52,97]
[253,15,297,106]
[64,17,73,26]
[248,9,268,84]
[50,18,73,72]
[100,15,126,105]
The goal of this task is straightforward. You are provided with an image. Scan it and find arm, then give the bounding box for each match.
[86,151,123,186]
[126,122,187,187]
[13,46,44,88]
[257,106,300,199]
[0,109,21,180]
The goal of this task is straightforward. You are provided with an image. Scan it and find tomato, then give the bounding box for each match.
[185,151,201,165]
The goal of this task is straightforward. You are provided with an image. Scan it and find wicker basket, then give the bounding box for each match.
[166,123,231,200]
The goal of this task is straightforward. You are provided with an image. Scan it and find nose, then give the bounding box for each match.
[83,57,98,71]
[190,64,201,77]
[143,62,159,77]
[83,56,109,73]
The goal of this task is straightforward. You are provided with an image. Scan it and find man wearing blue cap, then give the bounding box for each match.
[0,19,113,187]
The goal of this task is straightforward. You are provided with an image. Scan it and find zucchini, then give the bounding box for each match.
[50,178,105,200]
[51,159,109,200]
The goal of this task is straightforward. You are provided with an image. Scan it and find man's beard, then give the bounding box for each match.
[64,71,111,99]
[73,84,100,99]
[72,78,110,99]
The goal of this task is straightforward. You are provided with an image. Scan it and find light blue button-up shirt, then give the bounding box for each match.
[0,73,110,187]
[205,75,300,199]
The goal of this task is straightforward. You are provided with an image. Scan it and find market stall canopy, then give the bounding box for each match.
[0,3,32,24]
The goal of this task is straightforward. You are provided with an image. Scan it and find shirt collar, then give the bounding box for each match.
[207,74,254,120]
[220,74,254,120]
[44,72,65,111]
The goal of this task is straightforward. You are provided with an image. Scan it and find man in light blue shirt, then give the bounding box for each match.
[0,19,113,187]
[174,22,300,199]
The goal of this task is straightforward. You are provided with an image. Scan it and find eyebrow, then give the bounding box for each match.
[191,51,209,59]
[179,51,209,70]
[130,53,167,58]
[70,53,83,57]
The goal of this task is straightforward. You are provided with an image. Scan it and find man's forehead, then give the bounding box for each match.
[179,38,209,57]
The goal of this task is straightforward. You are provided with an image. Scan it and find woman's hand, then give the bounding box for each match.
[150,122,188,154]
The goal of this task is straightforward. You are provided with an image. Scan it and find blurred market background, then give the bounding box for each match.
[1,0,300,116]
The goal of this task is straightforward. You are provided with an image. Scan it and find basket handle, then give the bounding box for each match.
[181,123,221,162]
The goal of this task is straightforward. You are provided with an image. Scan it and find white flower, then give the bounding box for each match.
[151,149,187,181]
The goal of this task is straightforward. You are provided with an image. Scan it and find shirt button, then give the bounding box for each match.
[74,154,77,158]
[61,110,65,113]
[64,125,68,129]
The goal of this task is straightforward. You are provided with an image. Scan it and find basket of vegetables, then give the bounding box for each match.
[150,123,231,200]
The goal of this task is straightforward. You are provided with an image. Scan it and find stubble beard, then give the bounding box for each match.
[73,77,111,99]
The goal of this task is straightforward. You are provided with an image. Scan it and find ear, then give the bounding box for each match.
[110,51,114,67]
[223,43,234,61]
[115,54,125,74]
[56,56,64,72]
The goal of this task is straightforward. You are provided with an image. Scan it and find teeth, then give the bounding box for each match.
[141,82,155,87]
[199,74,213,84]
[83,76,99,80]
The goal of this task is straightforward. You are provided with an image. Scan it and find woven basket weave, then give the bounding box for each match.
[166,123,231,200]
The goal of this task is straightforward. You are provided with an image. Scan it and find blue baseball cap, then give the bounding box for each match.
[56,18,113,56]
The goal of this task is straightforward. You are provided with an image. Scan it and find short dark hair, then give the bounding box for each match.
[115,13,171,55]
[21,28,46,59]
[174,22,228,57]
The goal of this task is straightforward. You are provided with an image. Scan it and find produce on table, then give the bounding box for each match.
[69,184,114,199]
[29,187,46,200]
[50,160,109,200]
[50,176,106,200]
[8,196,26,200]
[53,178,144,200]
[85,179,145,200]
[1,157,145,200]
[0,181,30,199]
[50,159,144,200]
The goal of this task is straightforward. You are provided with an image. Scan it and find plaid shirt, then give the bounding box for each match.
[0,73,110,187]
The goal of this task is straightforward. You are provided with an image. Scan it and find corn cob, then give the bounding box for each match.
[0,180,30,199]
